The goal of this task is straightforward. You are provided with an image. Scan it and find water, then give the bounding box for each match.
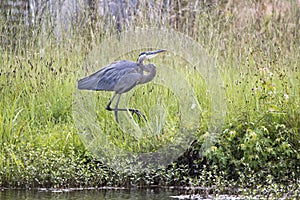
[0,188,265,200]
[0,188,183,200]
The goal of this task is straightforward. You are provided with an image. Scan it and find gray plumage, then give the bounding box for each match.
[78,49,166,122]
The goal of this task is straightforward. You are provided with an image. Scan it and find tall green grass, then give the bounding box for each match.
[0,1,299,193]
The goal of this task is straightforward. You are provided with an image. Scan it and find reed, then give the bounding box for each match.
[0,1,299,195]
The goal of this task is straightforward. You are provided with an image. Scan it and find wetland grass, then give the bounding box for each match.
[0,1,299,198]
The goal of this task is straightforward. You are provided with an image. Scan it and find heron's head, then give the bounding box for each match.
[138,49,166,64]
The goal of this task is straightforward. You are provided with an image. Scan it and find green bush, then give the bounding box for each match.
[0,1,299,197]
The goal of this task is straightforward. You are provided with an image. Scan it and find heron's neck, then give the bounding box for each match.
[139,64,156,84]
[138,57,145,64]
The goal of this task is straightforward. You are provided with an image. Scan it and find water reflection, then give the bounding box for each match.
[0,188,181,200]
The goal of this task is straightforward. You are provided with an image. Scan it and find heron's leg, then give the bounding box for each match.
[106,93,146,122]
[114,94,146,122]
[128,109,146,121]
[106,93,117,111]
[114,94,122,123]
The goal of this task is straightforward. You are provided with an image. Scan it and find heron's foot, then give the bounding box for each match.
[130,109,147,121]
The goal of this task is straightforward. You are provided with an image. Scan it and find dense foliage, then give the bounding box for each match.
[0,0,299,198]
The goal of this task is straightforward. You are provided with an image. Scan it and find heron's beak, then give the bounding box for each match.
[146,49,166,59]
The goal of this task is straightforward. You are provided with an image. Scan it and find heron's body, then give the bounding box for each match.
[78,60,156,93]
[78,50,165,122]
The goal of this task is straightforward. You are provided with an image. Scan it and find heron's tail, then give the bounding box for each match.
[78,75,98,90]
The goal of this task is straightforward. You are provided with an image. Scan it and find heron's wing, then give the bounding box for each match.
[78,60,140,91]
[113,72,142,93]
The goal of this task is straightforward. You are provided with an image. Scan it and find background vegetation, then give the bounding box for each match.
[0,0,299,198]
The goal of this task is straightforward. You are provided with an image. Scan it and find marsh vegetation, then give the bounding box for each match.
[0,0,299,198]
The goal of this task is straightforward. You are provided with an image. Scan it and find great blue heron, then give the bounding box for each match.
[78,49,166,123]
